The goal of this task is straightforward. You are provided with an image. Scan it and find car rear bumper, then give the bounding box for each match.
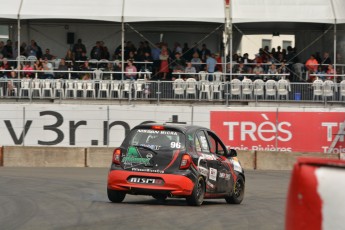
[107,170,195,196]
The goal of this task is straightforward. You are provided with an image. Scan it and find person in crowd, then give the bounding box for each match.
[315,65,326,81]
[305,54,319,74]
[171,52,186,73]
[205,53,217,80]
[103,62,114,80]
[0,58,12,77]
[42,58,54,79]
[26,40,42,59]
[3,39,13,59]
[112,60,122,80]
[326,64,335,80]
[184,61,196,79]
[151,42,161,75]
[277,61,291,80]
[90,41,103,60]
[267,63,279,80]
[79,60,92,79]
[125,59,138,80]
[56,58,69,79]
[73,39,86,61]
[172,42,182,56]
[65,48,74,61]
[159,45,169,80]
[200,44,211,63]
[42,48,54,60]
[0,41,4,56]
[321,52,332,71]
[23,62,34,78]
[182,42,193,61]
[252,63,264,80]
[215,53,222,72]
[138,51,153,72]
[33,60,44,78]
[100,41,110,60]
[190,52,202,73]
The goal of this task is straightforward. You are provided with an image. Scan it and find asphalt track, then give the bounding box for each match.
[0,168,291,230]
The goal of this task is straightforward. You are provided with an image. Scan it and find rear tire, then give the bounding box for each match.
[225,174,245,204]
[107,188,126,203]
[186,176,205,206]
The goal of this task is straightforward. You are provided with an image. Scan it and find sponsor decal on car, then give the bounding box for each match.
[219,172,231,180]
[131,168,164,174]
[206,180,215,189]
[122,146,152,168]
[128,177,164,185]
[209,168,217,181]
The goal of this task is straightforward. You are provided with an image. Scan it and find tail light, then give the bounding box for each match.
[113,148,122,165]
[180,154,192,170]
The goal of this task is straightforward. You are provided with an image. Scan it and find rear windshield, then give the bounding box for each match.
[126,128,186,150]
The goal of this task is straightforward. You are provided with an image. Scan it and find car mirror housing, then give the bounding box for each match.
[227,148,237,157]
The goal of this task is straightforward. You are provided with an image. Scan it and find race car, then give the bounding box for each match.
[107,122,245,206]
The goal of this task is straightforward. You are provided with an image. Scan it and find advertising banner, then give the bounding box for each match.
[211,111,345,154]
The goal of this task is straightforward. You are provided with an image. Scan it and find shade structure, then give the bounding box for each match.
[231,0,345,24]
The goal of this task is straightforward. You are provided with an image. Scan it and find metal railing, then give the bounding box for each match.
[0,78,344,105]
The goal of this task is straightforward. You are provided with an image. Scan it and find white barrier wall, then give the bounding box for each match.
[0,104,344,154]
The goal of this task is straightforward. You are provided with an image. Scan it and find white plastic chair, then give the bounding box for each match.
[185,78,197,99]
[75,80,85,98]
[340,80,345,101]
[31,79,42,98]
[134,79,146,99]
[312,79,324,100]
[98,80,109,98]
[53,79,64,98]
[213,71,223,82]
[199,80,211,100]
[16,55,27,65]
[242,78,253,99]
[277,79,291,100]
[85,80,96,98]
[65,79,76,98]
[173,79,185,99]
[253,79,265,100]
[110,81,122,99]
[230,79,241,99]
[323,80,336,101]
[198,71,208,81]
[52,58,61,69]
[42,79,53,98]
[93,69,103,80]
[122,80,133,99]
[265,80,277,100]
[19,79,31,98]
[211,81,223,100]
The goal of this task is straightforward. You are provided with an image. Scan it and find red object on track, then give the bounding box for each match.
[285,158,345,230]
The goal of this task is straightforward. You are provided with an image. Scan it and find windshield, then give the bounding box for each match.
[126,128,186,151]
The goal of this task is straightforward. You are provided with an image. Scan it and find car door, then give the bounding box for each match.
[195,130,222,194]
[205,130,234,193]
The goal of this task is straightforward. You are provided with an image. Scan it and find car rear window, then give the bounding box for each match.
[126,128,186,150]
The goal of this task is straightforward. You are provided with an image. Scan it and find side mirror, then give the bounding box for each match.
[227,148,237,157]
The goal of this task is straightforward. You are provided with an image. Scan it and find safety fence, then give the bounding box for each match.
[0,78,344,104]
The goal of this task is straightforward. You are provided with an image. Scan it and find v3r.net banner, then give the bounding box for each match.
[210,111,345,153]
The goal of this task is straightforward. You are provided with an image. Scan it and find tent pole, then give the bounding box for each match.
[330,0,337,82]
[229,0,233,82]
[17,0,23,79]
[121,0,125,81]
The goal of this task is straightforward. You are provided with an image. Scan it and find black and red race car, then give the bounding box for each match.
[107,122,245,206]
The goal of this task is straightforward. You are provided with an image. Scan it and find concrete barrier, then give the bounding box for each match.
[86,147,113,167]
[237,150,256,170]
[3,146,86,167]
[0,146,3,166]
[256,151,339,170]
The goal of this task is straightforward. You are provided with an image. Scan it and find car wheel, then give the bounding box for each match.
[107,188,126,203]
[152,194,168,202]
[225,174,245,204]
[186,176,205,206]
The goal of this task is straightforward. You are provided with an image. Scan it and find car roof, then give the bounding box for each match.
[133,122,207,134]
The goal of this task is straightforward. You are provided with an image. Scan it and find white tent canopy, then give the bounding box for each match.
[0,0,225,23]
[231,0,345,24]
